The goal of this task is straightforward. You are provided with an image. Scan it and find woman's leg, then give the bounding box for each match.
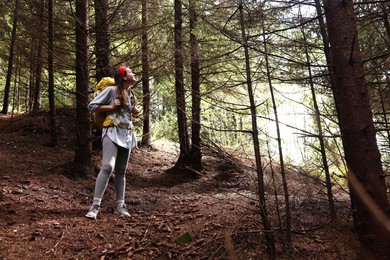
[86,136,118,219]
[94,136,118,201]
[114,146,131,216]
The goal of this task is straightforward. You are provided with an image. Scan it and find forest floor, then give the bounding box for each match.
[0,108,359,260]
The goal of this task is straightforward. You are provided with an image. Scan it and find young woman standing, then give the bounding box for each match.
[86,66,138,219]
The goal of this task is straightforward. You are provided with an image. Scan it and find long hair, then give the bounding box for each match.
[113,67,129,106]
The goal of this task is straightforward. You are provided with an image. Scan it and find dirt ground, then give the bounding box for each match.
[0,109,359,259]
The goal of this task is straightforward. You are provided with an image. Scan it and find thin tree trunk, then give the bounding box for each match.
[74,0,92,175]
[1,0,19,115]
[324,0,390,258]
[32,0,44,115]
[262,18,291,247]
[266,136,282,232]
[11,55,20,117]
[141,0,151,146]
[171,0,191,174]
[28,38,36,113]
[188,0,203,171]
[174,0,189,155]
[301,18,336,219]
[238,2,275,258]
[48,0,58,147]
[16,57,21,114]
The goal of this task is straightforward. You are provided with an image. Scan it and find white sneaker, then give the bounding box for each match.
[85,204,100,219]
[115,204,130,217]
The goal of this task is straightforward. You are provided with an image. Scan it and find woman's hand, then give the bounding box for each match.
[112,99,121,110]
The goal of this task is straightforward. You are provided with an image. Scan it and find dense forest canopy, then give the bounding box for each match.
[0,0,389,258]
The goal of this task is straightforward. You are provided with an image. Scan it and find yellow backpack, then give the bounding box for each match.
[92,77,117,129]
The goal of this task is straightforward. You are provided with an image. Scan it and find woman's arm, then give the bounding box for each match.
[95,99,121,113]
[89,87,118,112]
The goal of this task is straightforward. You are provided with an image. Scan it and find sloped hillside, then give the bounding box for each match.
[0,109,358,259]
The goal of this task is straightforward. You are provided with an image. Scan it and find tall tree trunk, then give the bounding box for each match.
[188,0,203,171]
[93,0,111,150]
[262,19,291,247]
[171,0,191,174]
[315,0,355,224]
[28,39,36,113]
[94,0,111,81]
[314,0,340,115]
[301,18,336,220]
[74,0,92,175]
[141,0,151,147]
[32,0,44,115]
[266,137,282,232]
[324,0,390,258]
[174,0,189,154]
[239,2,275,258]
[16,57,21,114]
[11,55,20,117]
[170,0,202,175]
[1,0,19,115]
[48,0,58,147]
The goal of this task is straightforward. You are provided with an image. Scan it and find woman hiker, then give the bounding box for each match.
[86,66,139,219]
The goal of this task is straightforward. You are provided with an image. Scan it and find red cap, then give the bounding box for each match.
[119,66,126,78]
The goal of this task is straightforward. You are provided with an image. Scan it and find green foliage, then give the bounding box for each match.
[152,112,178,142]
[0,0,389,180]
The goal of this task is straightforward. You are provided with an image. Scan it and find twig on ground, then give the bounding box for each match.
[45,231,65,254]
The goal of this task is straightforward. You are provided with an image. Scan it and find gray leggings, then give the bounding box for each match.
[93,136,130,201]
